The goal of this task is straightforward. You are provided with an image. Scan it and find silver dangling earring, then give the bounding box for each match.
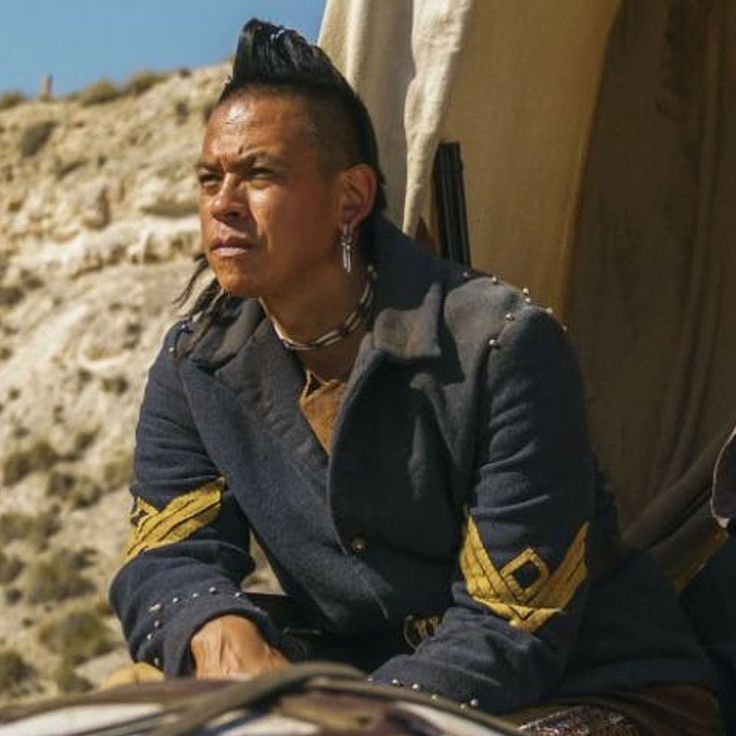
[340,225,354,273]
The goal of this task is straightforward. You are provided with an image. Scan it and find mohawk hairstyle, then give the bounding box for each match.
[176,19,386,348]
[218,19,386,213]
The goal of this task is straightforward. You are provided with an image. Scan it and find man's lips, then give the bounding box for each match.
[210,237,257,256]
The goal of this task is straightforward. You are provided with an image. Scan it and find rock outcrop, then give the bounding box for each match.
[0,64,229,700]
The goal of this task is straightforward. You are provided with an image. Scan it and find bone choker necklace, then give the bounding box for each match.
[271,266,376,352]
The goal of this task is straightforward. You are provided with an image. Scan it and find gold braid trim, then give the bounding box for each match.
[124,478,224,563]
[459,516,588,632]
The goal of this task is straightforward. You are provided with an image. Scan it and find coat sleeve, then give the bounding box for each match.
[108,324,282,676]
[371,307,597,713]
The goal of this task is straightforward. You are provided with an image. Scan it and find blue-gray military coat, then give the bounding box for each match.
[110,218,712,713]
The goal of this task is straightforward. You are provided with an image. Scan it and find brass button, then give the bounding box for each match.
[349,536,367,555]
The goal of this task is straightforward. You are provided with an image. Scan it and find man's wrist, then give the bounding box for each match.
[190,614,288,678]
[191,615,264,663]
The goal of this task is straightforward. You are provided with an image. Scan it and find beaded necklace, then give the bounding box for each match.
[272,265,376,352]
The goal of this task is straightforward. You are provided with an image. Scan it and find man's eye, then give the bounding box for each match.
[197,174,220,188]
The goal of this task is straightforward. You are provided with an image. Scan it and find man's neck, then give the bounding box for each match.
[262,260,367,343]
[261,260,370,383]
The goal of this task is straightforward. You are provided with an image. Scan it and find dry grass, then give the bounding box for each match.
[39,607,114,664]
[0,285,24,307]
[78,79,121,106]
[102,451,134,489]
[0,90,25,111]
[73,428,98,455]
[53,662,92,694]
[2,440,60,486]
[174,99,189,124]
[65,478,101,509]
[123,69,166,97]
[4,587,22,605]
[0,509,60,549]
[19,121,57,157]
[0,650,33,692]
[101,375,129,395]
[0,552,24,584]
[54,158,86,180]
[19,270,44,291]
[46,470,102,509]
[25,548,96,604]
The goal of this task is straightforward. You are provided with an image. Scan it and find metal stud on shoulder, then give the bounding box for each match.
[411,683,422,691]
[469,698,479,708]
[505,313,515,322]
[488,338,500,349]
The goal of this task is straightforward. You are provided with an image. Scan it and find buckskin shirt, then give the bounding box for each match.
[110,218,714,715]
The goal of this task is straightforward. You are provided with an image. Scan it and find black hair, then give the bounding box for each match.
[221,20,386,210]
[176,19,386,339]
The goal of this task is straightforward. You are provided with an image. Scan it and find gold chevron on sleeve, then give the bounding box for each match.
[124,478,225,563]
[459,516,588,633]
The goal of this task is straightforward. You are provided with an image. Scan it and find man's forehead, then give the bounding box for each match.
[202,91,315,157]
[214,91,313,133]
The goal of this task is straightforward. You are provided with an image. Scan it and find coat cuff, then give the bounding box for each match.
[371,655,490,711]
[136,588,283,676]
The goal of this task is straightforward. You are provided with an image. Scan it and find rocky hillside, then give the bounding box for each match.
[0,65,231,700]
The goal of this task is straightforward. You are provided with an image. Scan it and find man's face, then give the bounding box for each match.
[197,92,343,299]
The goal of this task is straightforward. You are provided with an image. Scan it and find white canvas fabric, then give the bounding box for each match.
[320,0,474,234]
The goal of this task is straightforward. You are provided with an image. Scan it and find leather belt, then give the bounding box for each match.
[247,593,442,672]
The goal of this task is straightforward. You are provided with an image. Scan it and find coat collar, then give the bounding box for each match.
[187,216,443,371]
[367,217,443,362]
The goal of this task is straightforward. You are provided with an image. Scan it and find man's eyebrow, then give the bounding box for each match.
[232,152,289,171]
[194,152,288,172]
[194,159,218,171]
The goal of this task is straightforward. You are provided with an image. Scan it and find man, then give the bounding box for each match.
[110,20,723,734]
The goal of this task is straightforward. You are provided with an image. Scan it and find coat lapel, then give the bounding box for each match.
[190,303,328,480]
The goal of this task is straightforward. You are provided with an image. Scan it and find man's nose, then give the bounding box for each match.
[210,176,250,223]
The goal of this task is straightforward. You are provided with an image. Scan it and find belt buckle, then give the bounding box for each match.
[402,614,441,650]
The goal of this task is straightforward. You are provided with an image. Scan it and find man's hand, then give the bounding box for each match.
[190,615,289,679]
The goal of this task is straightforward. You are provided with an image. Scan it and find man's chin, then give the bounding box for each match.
[213,272,264,300]
[221,283,261,300]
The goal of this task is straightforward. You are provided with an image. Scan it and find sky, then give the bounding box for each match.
[0,0,326,98]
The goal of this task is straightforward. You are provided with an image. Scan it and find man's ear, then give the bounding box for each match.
[339,164,377,229]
